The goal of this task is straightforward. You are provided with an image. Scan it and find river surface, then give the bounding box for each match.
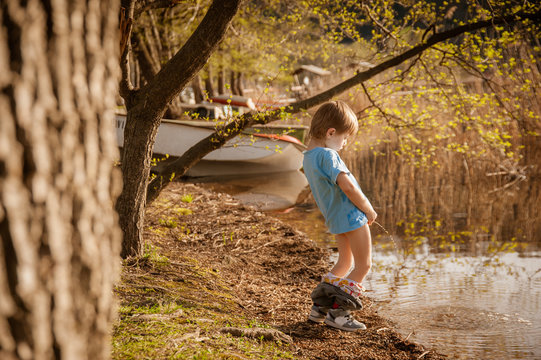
[192,169,541,359]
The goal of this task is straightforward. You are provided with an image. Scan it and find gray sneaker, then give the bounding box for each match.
[308,305,328,323]
[324,309,366,332]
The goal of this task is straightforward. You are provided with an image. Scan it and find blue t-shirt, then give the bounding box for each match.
[303,147,367,234]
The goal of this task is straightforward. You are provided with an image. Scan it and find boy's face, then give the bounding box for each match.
[325,128,348,151]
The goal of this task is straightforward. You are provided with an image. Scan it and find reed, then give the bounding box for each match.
[340,40,541,252]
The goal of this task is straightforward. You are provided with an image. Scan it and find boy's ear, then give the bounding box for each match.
[326,128,336,138]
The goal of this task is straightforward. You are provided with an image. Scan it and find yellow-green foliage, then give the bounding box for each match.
[142,244,170,267]
[218,0,541,169]
[174,206,193,215]
[159,217,179,228]
[356,30,540,167]
[181,194,193,203]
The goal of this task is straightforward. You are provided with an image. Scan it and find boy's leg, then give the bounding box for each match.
[343,224,372,284]
[328,233,353,277]
[323,226,372,298]
[309,226,371,327]
[310,233,352,323]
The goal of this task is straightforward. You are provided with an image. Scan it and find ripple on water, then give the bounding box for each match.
[368,252,541,359]
[376,302,539,359]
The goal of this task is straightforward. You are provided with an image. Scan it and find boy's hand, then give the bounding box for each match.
[337,173,378,226]
[366,209,377,226]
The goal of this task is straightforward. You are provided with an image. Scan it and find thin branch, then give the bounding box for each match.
[360,83,400,131]
[134,0,183,19]
[362,4,398,41]
[185,2,202,31]
[432,46,524,126]
[134,30,159,82]
[383,53,423,84]
[418,57,456,104]
[137,0,242,113]
[148,10,163,53]
[119,2,136,100]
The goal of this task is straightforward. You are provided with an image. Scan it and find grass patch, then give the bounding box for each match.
[181,194,193,203]
[113,252,296,359]
[142,244,170,267]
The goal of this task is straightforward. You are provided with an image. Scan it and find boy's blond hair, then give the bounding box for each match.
[308,100,358,140]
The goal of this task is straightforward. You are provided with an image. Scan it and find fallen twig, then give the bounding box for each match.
[241,238,282,254]
[220,327,293,344]
[405,330,415,341]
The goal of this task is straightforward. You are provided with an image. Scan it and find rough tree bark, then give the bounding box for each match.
[144,9,541,203]
[116,0,242,257]
[0,0,121,359]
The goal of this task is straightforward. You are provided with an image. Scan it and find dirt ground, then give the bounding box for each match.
[113,181,447,359]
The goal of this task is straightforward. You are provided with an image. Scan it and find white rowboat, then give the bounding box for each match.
[115,114,307,177]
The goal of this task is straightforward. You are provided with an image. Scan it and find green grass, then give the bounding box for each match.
[113,251,296,359]
[142,244,170,267]
[181,194,194,203]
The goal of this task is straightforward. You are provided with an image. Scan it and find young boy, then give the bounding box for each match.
[303,100,377,332]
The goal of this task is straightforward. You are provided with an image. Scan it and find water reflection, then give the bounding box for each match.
[275,204,541,358]
[187,170,308,211]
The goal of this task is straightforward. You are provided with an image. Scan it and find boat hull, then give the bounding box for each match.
[115,115,305,176]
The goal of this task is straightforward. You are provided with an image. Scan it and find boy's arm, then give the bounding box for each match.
[336,172,377,225]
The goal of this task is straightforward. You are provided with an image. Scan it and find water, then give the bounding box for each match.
[188,170,308,211]
[368,247,541,359]
[192,168,541,359]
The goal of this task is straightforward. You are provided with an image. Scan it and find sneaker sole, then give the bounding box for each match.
[324,318,366,332]
[308,314,326,323]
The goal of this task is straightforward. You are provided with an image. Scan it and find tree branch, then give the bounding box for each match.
[135,0,241,114]
[133,30,159,83]
[146,9,541,203]
[119,0,136,101]
[289,10,540,112]
[134,0,184,19]
[362,4,398,42]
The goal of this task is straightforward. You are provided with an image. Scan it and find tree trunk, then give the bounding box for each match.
[192,74,204,103]
[217,65,225,94]
[0,0,121,359]
[235,71,244,96]
[117,0,242,258]
[230,70,237,95]
[115,106,162,258]
[204,65,216,98]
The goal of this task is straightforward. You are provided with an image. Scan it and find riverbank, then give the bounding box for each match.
[112,182,447,359]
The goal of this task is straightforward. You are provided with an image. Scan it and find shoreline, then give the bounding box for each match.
[113,181,447,359]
